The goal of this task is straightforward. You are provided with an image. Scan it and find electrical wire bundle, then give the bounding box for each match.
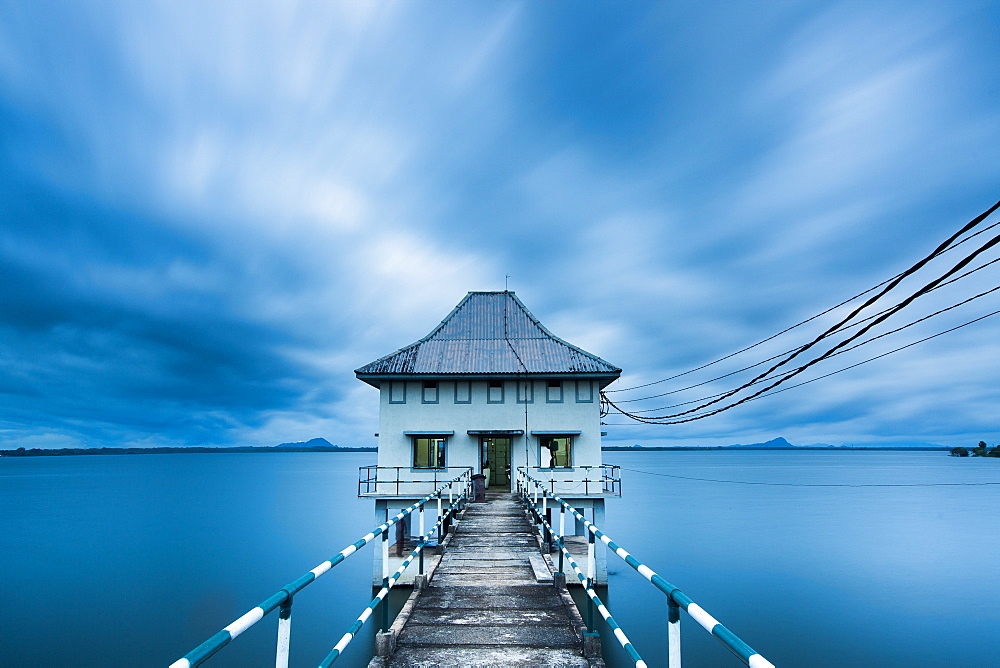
[601,199,1000,425]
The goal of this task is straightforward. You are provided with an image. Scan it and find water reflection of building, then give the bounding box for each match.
[355,291,621,584]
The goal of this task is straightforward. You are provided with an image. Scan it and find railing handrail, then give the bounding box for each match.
[523,463,622,496]
[170,471,470,668]
[518,469,774,668]
[318,490,465,665]
[358,465,474,496]
[517,464,622,496]
[526,501,647,667]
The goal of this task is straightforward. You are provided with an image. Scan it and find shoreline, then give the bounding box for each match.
[601,446,951,451]
[0,445,376,457]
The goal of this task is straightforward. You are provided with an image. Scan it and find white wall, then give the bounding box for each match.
[375,378,605,475]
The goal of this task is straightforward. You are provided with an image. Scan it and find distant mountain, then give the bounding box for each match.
[275,437,336,448]
[726,437,794,448]
[603,437,797,450]
[603,436,950,451]
[272,437,376,452]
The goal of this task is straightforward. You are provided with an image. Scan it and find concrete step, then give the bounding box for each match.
[417,584,563,607]
[430,574,539,586]
[434,566,536,578]
[397,624,579,648]
[439,557,526,566]
[407,607,572,626]
[442,550,537,559]
[387,646,592,668]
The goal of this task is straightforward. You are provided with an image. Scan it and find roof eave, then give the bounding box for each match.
[355,369,622,389]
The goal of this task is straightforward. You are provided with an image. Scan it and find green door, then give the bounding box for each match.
[481,437,511,490]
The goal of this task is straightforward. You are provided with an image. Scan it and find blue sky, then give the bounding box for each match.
[1,1,998,449]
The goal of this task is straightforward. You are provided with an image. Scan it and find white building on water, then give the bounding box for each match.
[355,291,621,583]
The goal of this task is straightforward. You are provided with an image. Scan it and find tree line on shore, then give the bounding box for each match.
[950,441,1000,457]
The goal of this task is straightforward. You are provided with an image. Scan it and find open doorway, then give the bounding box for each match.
[480,437,511,491]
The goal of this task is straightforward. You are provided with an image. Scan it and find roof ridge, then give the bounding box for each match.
[354,291,621,378]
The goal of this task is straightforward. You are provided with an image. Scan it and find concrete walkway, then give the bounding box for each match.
[374,493,602,667]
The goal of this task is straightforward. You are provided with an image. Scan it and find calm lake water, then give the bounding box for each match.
[2,450,998,667]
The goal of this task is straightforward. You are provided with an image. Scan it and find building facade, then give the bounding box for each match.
[355,291,621,583]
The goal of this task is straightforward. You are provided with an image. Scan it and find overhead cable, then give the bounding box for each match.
[612,226,1000,423]
[621,282,1000,413]
[607,201,1000,393]
[614,255,1000,404]
[604,306,1000,424]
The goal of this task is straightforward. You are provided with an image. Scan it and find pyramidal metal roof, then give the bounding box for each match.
[355,291,621,380]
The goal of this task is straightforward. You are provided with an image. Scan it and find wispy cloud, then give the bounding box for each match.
[0,0,997,449]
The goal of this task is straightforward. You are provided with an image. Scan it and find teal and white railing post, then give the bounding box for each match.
[517,469,774,668]
[667,596,681,668]
[380,515,390,633]
[520,476,646,667]
[418,502,426,574]
[558,502,566,574]
[542,489,552,551]
[447,482,454,535]
[275,597,292,668]
[436,492,443,543]
[419,500,425,539]
[586,528,596,632]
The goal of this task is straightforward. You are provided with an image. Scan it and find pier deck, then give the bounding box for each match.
[374,493,602,667]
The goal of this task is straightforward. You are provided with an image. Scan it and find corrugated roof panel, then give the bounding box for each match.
[355,291,621,377]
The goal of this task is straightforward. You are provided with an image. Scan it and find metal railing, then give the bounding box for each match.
[358,465,474,496]
[518,469,774,668]
[170,471,471,668]
[523,464,622,496]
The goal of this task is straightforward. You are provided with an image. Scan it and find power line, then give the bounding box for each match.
[605,305,1000,424]
[614,256,1000,404]
[609,227,1000,424]
[738,307,1000,401]
[621,284,1000,414]
[607,201,1000,394]
[621,467,1000,487]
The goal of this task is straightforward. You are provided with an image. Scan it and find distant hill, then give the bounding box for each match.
[603,437,796,451]
[603,437,950,451]
[270,437,375,452]
[725,437,793,448]
[275,437,338,449]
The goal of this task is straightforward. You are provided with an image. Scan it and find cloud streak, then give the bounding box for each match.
[0,0,998,449]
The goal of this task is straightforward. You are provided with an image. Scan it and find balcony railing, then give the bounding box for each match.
[520,464,621,496]
[358,466,473,497]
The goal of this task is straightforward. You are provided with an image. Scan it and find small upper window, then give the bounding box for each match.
[517,380,534,404]
[389,381,406,404]
[540,436,572,468]
[422,381,439,403]
[487,380,504,403]
[546,380,563,403]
